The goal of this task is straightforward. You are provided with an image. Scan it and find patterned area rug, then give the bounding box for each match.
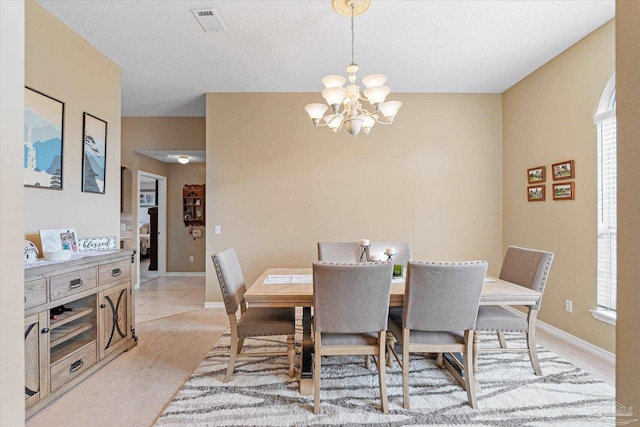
[155,331,614,426]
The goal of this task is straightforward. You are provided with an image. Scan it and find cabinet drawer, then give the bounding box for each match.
[50,267,97,301]
[98,259,131,286]
[50,341,97,391]
[25,279,47,309]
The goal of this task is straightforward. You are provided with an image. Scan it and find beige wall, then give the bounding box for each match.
[121,117,206,274]
[502,21,615,352]
[167,163,206,272]
[206,92,503,302]
[24,1,121,245]
[0,1,25,424]
[616,1,640,422]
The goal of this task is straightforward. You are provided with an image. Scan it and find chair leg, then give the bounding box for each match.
[473,330,480,372]
[237,338,245,353]
[313,332,321,414]
[497,332,507,349]
[435,353,444,368]
[527,330,542,376]
[224,330,239,383]
[463,330,478,409]
[365,355,371,369]
[402,328,410,410]
[378,331,389,413]
[287,335,295,378]
[386,334,395,368]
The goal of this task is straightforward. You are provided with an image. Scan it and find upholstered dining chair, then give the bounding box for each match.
[387,260,487,409]
[316,242,360,263]
[212,248,295,383]
[473,246,554,375]
[312,262,394,414]
[317,241,412,369]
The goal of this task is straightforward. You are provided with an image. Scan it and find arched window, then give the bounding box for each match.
[591,74,616,325]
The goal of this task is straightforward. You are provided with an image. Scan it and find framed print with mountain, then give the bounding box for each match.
[82,113,107,194]
[24,87,65,189]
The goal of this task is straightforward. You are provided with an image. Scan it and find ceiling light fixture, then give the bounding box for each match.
[304,0,401,137]
[177,155,190,164]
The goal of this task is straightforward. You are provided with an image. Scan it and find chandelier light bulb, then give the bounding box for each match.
[362,74,387,88]
[178,155,190,164]
[322,87,348,108]
[363,85,390,105]
[379,100,402,121]
[305,103,329,123]
[322,75,347,89]
[360,115,375,133]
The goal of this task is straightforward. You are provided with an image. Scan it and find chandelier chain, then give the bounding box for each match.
[351,4,355,65]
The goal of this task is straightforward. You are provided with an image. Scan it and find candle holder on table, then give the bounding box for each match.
[359,243,372,262]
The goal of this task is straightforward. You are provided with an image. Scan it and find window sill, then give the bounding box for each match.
[589,308,616,326]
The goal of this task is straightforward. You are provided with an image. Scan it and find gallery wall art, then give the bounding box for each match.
[82,113,108,194]
[24,87,65,189]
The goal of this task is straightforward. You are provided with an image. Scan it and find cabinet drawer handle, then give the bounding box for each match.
[69,359,84,373]
[100,304,106,309]
[69,279,84,289]
[41,328,49,334]
[111,268,122,277]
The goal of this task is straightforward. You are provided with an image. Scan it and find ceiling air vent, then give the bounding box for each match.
[191,8,227,32]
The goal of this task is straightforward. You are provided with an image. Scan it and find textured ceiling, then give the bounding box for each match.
[37,0,614,117]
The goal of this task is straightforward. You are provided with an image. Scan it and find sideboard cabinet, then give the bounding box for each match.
[24,250,136,417]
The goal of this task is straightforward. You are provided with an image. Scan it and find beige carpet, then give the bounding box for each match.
[27,308,228,427]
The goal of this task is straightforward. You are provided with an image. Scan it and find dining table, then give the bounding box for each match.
[245,267,542,395]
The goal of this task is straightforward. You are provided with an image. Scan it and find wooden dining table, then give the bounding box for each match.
[245,267,542,395]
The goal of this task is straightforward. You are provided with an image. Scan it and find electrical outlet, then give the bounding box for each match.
[565,300,573,313]
[189,256,194,263]
[214,225,221,235]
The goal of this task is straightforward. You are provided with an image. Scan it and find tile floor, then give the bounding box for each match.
[135,276,205,323]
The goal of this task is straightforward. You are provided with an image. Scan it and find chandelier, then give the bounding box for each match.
[304,0,402,137]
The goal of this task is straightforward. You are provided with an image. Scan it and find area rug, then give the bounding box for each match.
[154,331,615,426]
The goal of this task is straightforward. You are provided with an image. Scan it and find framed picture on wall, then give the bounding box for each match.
[140,190,156,207]
[552,160,575,181]
[527,166,545,184]
[553,182,575,200]
[527,185,545,201]
[24,87,65,189]
[82,113,108,194]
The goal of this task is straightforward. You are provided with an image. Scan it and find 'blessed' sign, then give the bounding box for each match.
[78,237,117,251]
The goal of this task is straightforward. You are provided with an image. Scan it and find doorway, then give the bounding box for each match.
[137,171,167,288]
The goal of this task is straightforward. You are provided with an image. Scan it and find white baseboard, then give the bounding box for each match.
[204,302,225,309]
[503,306,615,364]
[164,272,205,277]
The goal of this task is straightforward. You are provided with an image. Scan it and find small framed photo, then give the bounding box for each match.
[527,185,545,202]
[553,182,575,200]
[40,228,79,255]
[82,113,108,194]
[527,166,545,184]
[552,160,575,181]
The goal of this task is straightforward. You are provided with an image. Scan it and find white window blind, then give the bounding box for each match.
[596,113,617,312]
